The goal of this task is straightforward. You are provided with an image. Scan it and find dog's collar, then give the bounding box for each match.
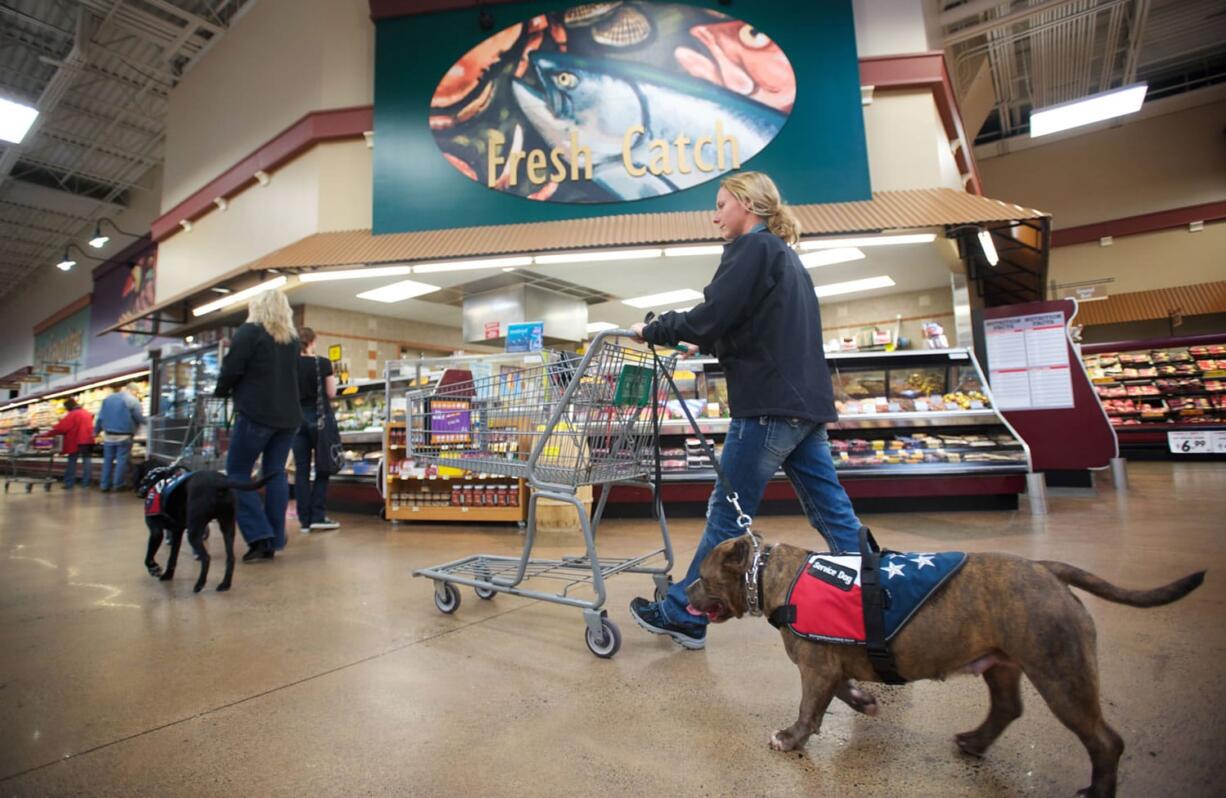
[745,542,773,617]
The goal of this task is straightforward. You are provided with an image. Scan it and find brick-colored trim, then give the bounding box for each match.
[1051,201,1226,247]
[33,294,92,335]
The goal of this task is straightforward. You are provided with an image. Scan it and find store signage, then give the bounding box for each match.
[374,0,869,231]
[1057,284,1108,302]
[90,247,173,369]
[1168,430,1226,454]
[33,306,89,375]
[328,344,342,362]
[505,321,544,353]
[429,4,794,204]
[984,311,1075,411]
[484,321,501,340]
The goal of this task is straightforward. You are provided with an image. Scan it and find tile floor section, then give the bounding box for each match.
[0,461,1223,796]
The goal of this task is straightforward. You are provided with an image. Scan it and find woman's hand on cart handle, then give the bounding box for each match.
[632,321,699,355]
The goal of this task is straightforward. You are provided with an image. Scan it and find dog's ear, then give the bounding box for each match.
[723,536,753,574]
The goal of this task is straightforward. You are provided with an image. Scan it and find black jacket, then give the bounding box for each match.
[214,323,303,430]
[641,229,837,424]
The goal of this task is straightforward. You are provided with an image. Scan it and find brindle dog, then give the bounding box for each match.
[685,536,1204,798]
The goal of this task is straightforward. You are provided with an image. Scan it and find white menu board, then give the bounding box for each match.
[985,311,1074,411]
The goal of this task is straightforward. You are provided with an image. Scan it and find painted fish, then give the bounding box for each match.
[675,20,796,113]
[511,51,788,200]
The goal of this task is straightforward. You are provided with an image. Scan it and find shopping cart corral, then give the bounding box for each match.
[3,430,58,493]
[411,331,679,657]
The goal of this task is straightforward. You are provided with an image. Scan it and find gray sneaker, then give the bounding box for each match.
[310,518,341,530]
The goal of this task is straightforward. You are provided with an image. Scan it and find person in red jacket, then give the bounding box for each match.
[40,398,96,489]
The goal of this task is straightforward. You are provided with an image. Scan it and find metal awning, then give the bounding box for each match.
[1076,281,1226,327]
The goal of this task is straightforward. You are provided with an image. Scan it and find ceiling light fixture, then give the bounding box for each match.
[663,245,725,257]
[977,229,999,266]
[1030,83,1147,138]
[54,244,102,272]
[813,275,896,298]
[799,247,866,269]
[413,256,533,274]
[534,248,664,265]
[622,288,704,309]
[356,279,441,303]
[88,217,141,249]
[298,265,413,283]
[0,96,38,144]
[798,233,936,250]
[192,275,288,317]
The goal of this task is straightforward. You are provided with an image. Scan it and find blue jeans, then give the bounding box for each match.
[292,410,331,527]
[225,414,295,549]
[100,439,132,490]
[64,448,92,487]
[660,417,862,626]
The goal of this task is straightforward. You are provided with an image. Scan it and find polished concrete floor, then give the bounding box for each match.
[1,461,1223,797]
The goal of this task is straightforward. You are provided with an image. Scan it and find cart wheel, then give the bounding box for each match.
[433,583,461,614]
[43,482,52,492]
[654,577,674,604]
[26,483,33,493]
[3,483,8,493]
[585,617,621,659]
[378,505,388,521]
[474,585,496,600]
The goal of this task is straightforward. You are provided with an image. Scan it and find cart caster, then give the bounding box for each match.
[43,483,52,492]
[474,585,496,600]
[585,616,621,659]
[378,505,388,521]
[26,484,33,493]
[433,583,461,614]
[653,575,673,603]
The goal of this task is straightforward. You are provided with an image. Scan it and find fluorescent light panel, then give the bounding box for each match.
[1030,83,1147,138]
[534,248,663,265]
[977,230,999,266]
[0,97,38,144]
[413,256,532,274]
[814,275,896,298]
[356,279,441,303]
[799,247,866,269]
[798,234,935,250]
[622,288,703,309]
[192,275,287,316]
[663,245,725,257]
[298,265,412,282]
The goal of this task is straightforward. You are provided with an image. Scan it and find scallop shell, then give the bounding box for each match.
[563,2,621,26]
[592,6,650,47]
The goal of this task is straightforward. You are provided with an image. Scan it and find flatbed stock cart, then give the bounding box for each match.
[411,330,678,658]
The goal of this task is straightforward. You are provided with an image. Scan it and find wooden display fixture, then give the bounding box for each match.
[383,421,527,523]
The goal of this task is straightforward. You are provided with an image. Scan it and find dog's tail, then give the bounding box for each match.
[224,471,283,492]
[1041,561,1205,607]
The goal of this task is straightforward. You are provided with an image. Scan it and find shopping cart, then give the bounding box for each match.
[3,429,58,493]
[147,396,231,471]
[411,330,679,657]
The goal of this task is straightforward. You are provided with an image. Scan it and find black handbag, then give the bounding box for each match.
[314,356,347,475]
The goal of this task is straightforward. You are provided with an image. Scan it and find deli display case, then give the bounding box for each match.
[150,343,223,419]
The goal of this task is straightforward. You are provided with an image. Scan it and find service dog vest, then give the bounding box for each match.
[144,469,191,518]
[776,551,966,645]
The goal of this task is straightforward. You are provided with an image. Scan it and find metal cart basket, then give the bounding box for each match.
[4,430,58,493]
[147,396,231,471]
[411,330,678,657]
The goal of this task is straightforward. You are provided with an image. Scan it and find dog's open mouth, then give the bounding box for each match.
[686,600,730,623]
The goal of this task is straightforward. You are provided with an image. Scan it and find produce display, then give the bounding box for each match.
[1085,343,1226,427]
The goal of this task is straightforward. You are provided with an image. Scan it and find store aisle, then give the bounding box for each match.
[0,461,1222,797]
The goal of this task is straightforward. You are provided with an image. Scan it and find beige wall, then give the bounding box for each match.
[162,0,372,211]
[978,98,1226,229]
[853,0,939,57]
[1050,221,1226,295]
[822,287,957,349]
[863,90,966,192]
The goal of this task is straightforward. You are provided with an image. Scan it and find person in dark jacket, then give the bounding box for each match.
[40,397,95,488]
[214,288,301,561]
[293,327,340,532]
[628,171,862,650]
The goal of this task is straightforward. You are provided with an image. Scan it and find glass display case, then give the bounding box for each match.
[151,343,223,419]
[331,381,387,480]
[1083,340,1226,428]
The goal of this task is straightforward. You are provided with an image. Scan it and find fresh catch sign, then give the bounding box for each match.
[429,3,795,203]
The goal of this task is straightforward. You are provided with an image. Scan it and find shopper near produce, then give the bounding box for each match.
[215,289,302,562]
[39,397,95,489]
[94,383,146,492]
[628,170,863,650]
[293,327,340,532]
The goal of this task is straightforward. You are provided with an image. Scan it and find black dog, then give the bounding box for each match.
[144,470,278,593]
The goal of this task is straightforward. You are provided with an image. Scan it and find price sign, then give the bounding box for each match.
[1213,431,1226,454]
[1168,431,1211,454]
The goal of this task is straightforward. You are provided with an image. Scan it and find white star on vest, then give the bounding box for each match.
[883,560,906,579]
[911,554,936,569]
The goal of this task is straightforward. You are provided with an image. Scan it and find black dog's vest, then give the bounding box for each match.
[143,467,190,518]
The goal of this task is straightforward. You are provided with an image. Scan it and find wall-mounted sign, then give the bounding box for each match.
[484,321,502,340]
[1057,284,1108,302]
[328,344,343,362]
[374,0,868,232]
[430,3,794,203]
[505,321,544,353]
[90,247,173,368]
[34,307,90,374]
[984,311,1074,411]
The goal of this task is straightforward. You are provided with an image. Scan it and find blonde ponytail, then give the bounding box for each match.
[719,171,800,245]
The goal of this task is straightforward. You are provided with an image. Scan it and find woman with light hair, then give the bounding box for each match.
[628,171,863,650]
[215,288,302,561]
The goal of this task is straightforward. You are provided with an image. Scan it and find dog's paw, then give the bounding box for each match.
[216,582,231,593]
[158,571,174,582]
[845,685,880,717]
[193,582,205,593]
[954,731,988,758]
[146,563,162,578]
[769,729,805,752]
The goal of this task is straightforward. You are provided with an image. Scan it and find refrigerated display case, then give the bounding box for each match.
[330,380,387,480]
[151,343,223,419]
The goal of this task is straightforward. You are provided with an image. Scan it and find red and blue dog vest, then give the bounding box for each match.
[779,551,966,645]
[144,468,191,518]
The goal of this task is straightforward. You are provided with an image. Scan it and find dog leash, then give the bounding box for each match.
[642,314,766,617]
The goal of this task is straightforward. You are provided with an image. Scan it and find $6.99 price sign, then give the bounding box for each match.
[1167,430,1226,454]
